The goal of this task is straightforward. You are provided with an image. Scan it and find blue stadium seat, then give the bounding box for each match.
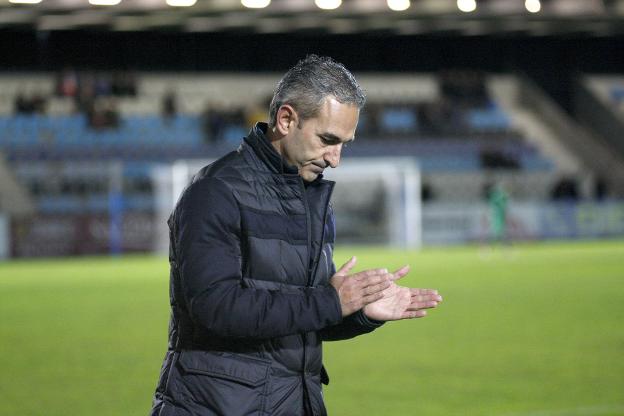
[465,101,511,131]
[610,86,624,103]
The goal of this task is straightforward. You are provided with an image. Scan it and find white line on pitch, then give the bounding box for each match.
[498,404,624,416]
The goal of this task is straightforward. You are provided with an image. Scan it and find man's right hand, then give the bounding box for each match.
[330,256,392,317]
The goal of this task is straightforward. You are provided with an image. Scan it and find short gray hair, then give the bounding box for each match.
[268,55,366,128]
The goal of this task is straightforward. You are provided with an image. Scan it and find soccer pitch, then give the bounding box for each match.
[1,240,623,416]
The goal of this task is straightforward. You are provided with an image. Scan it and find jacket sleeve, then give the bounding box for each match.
[318,258,385,341]
[174,176,343,340]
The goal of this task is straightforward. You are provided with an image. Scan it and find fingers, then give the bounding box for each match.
[352,268,389,281]
[410,288,439,296]
[396,288,430,320]
[336,272,392,317]
[334,260,444,319]
[363,290,386,305]
[363,278,391,296]
[390,265,410,281]
[405,291,442,313]
[410,293,443,303]
[401,310,428,319]
[335,256,357,276]
[356,274,392,304]
[406,301,439,311]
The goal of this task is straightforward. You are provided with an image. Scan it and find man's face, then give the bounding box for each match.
[281,97,359,182]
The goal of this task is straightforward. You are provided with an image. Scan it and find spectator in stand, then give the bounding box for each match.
[94,73,112,97]
[56,67,79,98]
[440,69,488,107]
[104,98,120,128]
[162,90,178,122]
[75,72,96,114]
[551,177,580,201]
[421,181,434,202]
[359,103,381,137]
[480,147,520,170]
[594,177,608,201]
[31,91,47,114]
[418,99,452,135]
[14,91,47,115]
[201,104,226,143]
[112,71,137,96]
[88,97,120,130]
[245,99,269,129]
[14,91,33,114]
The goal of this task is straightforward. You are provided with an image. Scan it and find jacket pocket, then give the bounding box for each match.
[176,350,271,415]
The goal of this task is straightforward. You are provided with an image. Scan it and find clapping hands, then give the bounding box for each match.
[363,265,442,321]
[330,257,442,322]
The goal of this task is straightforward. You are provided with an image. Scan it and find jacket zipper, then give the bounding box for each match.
[309,182,334,287]
[299,179,314,287]
[300,179,335,415]
[299,178,313,412]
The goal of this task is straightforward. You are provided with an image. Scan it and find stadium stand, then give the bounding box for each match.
[1,69,618,255]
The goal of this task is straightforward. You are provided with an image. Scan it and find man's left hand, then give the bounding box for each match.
[363,266,443,321]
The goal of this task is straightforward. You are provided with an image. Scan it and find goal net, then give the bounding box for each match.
[152,156,421,252]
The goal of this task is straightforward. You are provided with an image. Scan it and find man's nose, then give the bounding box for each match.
[324,144,342,168]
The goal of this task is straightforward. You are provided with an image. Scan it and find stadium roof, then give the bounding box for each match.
[1,0,624,35]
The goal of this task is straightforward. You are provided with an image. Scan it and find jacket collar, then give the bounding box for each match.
[244,122,298,175]
[244,122,328,185]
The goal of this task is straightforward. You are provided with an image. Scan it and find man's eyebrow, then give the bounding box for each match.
[319,132,355,143]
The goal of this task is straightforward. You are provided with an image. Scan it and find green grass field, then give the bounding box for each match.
[1,240,623,416]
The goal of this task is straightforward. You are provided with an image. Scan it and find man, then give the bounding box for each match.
[487,182,509,243]
[150,55,442,416]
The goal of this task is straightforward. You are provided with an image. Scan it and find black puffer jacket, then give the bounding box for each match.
[150,123,382,416]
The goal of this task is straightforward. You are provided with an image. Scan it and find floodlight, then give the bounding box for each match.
[525,0,541,13]
[89,0,121,5]
[241,0,270,8]
[167,0,197,6]
[388,0,410,11]
[315,0,341,10]
[9,0,42,3]
[457,0,476,13]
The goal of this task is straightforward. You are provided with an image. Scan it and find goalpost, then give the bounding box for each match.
[152,156,421,253]
[322,157,421,247]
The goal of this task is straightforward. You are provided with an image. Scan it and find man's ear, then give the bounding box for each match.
[275,105,298,136]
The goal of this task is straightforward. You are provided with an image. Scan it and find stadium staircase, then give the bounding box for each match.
[490,74,624,197]
[574,76,624,160]
[489,75,582,175]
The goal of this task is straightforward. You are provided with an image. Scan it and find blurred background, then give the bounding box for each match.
[1,1,624,415]
[1,0,624,255]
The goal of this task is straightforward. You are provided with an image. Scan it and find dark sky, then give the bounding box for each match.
[1,30,623,109]
[1,30,623,74]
